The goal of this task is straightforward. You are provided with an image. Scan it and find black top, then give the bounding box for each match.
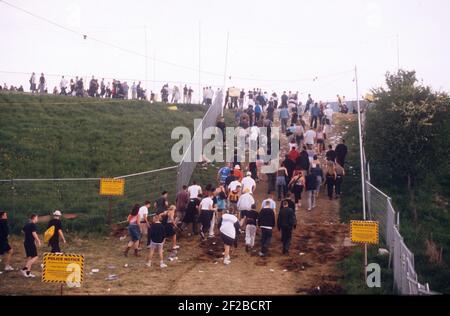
[23,222,37,245]
[258,208,275,228]
[326,150,337,162]
[150,222,165,243]
[335,144,348,159]
[186,198,200,213]
[0,219,9,243]
[296,151,310,171]
[305,174,318,190]
[155,197,167,212]
[243,210,258,226]
[277,207,297,229]
[47,219,62,243]
[282,199,296,211]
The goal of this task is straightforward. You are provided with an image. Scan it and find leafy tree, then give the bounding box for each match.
[365,70,449,224]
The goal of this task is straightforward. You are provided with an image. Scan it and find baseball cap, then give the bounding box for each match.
[234,165,241,170]
[53,210,62,216]
[246,171,252,176]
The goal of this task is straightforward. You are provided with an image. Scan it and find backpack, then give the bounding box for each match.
[229,191,239,203]
[44,225,55,243]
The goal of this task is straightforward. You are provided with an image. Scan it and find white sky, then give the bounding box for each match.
[1,0,449,102]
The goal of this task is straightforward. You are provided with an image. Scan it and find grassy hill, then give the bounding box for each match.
[0,92,209,233]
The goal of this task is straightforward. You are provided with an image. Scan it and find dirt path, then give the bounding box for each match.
[0,113,354,295]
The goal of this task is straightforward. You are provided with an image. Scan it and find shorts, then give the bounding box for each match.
[148,241,164,250]
[0,242,11,255]
[317,139,324,144]
[128,224,141,242]
[24,242,37,258]
[164,224,176,237]
[240,210,248,218]
[221,233,235,246]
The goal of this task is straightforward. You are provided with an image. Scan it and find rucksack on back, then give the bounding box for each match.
[229,191,239,203]
[44,225,55,243]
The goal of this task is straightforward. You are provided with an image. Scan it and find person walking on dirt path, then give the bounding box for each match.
[304,94,313,114]
[326,145,337,162]
[0,211,14,272]
[258,201,276,257]
[146,211,167,268]
[277,200,297,255]
[162,205,179,251]
[233,165,243,182]
[261,194,276,211]
[296,146,310,173]
[289,171,305,209]
[310,159,324,198]
[324,161,337,200]
[224,169,237,192]
[305,171,318,212]
[228,183,241,212]
[21,214,41,278]
[335,139,348,167]
[304,127,316,150]
[242,171,256,194]
[281,193,296,212]
[243,204,258,253]
[237,188,255,222]
[154,191,169,213]
[334,162,345,198]
[47,210,66,253]
[276,161,289,201]
[316,125,326,155]
[175,187,189,224]
[138,201,151,242]
[188,181,203,199]
[216,185,228,221]
[279,106,290,134]
[310,103,320,129]
[198,191,216,240]
[181,194,201,235]
[218,209,240,265]
[124,205,141,257]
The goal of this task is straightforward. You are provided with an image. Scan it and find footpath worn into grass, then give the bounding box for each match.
[0,113,355,295]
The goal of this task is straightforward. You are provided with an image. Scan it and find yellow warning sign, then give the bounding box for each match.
[350,220,379,244]
[100,178,125,196]
[42,253,84,285]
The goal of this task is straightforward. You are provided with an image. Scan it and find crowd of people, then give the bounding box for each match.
[0,88,349,275]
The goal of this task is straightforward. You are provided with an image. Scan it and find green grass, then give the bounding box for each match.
[0,92,208,233]
[338,119,394,294]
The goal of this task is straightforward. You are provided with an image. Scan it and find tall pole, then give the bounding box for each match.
[198,20,201,104]
[396,33,400,71]
[222,31,229,116]
[355,65,368,281]
[144,26,148,98]
[153,49,156,94]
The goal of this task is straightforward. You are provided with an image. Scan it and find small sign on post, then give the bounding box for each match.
[42,253,85,294]
[99,178,125,196]
[350,220,379,244]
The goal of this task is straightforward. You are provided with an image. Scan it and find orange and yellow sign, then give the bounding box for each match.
[350,220,379,244]
[99,178,125,196]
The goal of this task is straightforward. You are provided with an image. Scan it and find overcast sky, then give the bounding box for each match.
[0,0,449,102]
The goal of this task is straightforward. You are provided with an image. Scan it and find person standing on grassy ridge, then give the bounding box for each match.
[0,211,14,272]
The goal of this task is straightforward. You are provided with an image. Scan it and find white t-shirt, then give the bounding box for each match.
[261,198,276,210]
[188,184,202,199]
[241,176,256,192]
[60,78,68,89]
[138,206,148,221]
[249,126,259,141]
[199,197,214,210]
[237,193,255,211]
[324,108,333,119]
[304,130,317,145]
[228,180,242,192]
[220,213,238,239]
